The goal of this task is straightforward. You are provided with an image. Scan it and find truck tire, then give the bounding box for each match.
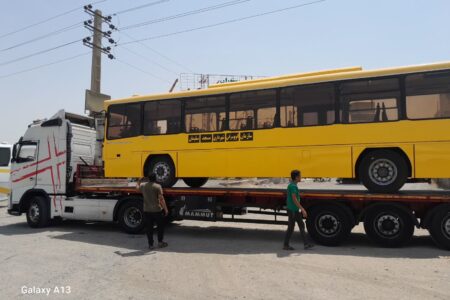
[26,196,50,228]
[306,204,353,246]
[118,199,145,234]
[358,150,408,193]
[429,205,450,250]
[363,204,414,247]
[149,157,178,188]
[183,178,208,188]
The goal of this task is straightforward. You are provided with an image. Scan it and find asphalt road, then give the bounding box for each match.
[0,202,449,300]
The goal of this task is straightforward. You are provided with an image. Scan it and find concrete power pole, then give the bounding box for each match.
[90,9,102,94]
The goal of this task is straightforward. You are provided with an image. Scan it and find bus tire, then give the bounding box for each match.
[429,205,450,250]
[118,199,145,234]
[359,150,408,193]
[306,204,353,246]
[363,204,414,247]
[183,177,208,188]
[149,156,178,188]
[26,196,50,228]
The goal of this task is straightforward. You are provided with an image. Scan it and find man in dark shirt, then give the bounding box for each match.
[283,170,314,250]
[136,173,169,249]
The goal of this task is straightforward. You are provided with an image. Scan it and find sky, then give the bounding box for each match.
[0,0,450,143]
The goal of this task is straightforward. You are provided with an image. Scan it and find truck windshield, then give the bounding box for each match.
[0,147,10,167]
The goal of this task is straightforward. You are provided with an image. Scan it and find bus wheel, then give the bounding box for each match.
[359,150,408,193]
[183,178,208,188]
[363,204,414,247]
[306,204,353,246]
[118,200,145,234]
[150,156,178,188]
[26,196,50,228]
[429,205,450,250]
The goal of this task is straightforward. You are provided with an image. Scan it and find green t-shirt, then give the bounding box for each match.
[286,182,300,212]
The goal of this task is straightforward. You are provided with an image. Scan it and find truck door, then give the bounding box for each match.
[10,142,38,202]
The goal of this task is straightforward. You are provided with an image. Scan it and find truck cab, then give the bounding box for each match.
[7,110,96,222]
[0,142,12,201]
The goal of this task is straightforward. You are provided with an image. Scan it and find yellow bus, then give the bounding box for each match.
[103,62,450,193]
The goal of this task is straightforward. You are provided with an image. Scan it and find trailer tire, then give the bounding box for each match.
[183,177,208,188]
[429,205,450,250]
[118,199,145,234]
[306,204,353,246]
[359,150,408,193]
[26,196,50,228]
[149,156,178,188]
[364,204,414,247]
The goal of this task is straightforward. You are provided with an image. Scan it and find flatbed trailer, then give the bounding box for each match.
[75,174,450,250]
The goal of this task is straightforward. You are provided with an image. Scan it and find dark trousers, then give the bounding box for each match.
[145,211,165,246]
[284,210,308,246]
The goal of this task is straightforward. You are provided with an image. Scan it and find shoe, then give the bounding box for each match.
[283,245,295,251]
[148,245,154,250]
[304,243,314,250]
[158,242,168,248]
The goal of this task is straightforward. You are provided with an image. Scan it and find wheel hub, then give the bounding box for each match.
[29,203,40,223]
[317,214,340,235]
[153,162,170,182]
[124,207,142,228]
[369,159,398,186]
[376,214,400,237]
[442,215,450,239]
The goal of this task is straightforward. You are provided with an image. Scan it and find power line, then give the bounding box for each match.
[1,22,82,52]
[118,0,326,45]
[120,31,194,73]
[0,39,80,67]
[116,58,172,84]
[112,0,169,16]
[119,45,178,75]
[0,52,89,79]
[120,0,250,31]
[0,0,107,40]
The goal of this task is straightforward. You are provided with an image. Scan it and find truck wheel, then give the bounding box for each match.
[26,196,50,228]
[150,157,178,188]
[183,178,208,188]
[306,204,353,246]
[358,150,408,193]
[429,205,450,250]
[363,204,414,247]
[118,200,145,234]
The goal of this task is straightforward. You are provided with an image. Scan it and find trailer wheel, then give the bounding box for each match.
[359,150,408,193]
[183,178,208,188]
[306,204,353,246]
[149,156,178,188]
[26,196,50,228]
[118,200,145,234]
[429,205,450,250]
[363,204,414,247]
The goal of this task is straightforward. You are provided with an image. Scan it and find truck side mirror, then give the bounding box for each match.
[11,143,17,163]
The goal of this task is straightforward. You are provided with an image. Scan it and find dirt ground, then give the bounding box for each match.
[0,201,449,300]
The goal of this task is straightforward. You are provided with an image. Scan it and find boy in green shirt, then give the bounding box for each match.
[283,170,314,250]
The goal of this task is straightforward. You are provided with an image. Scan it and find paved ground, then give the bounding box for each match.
[0,202,449,300]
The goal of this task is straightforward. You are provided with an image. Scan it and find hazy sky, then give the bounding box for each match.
[1,0,449,143]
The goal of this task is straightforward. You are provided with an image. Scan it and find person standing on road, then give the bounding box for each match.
[136,173,169,250]
[283,170,314,251]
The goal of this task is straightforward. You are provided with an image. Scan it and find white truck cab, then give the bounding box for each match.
[7,110,116,226]
[0,142,12,201]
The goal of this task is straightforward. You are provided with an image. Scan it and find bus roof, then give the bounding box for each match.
[105,61,450,106]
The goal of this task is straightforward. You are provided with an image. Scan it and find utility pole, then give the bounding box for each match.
[83,4,116,166]
[90,9,102,94]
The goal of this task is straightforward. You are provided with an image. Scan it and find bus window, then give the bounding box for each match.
[340,78,400,123]
[144,100,181,135]
[0,147,10,166]
[185,96,226,133]
[280,83,335,127]
[107,104,142,139]
[229,90,276,130]
[406,71,450,119]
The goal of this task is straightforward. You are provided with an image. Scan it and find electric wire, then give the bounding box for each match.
[112,0,170,16]
[116,58,172,84]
